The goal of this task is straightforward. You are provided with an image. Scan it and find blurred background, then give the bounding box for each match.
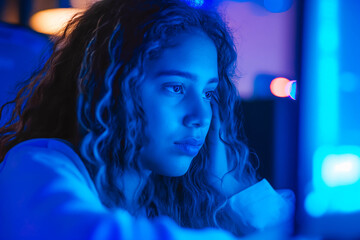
[0,0,359,239]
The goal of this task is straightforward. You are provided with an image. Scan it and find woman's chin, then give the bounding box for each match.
[140,153,194,177]
[154,163,191,177]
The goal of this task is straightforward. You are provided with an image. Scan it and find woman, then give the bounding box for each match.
[0,0,294,239]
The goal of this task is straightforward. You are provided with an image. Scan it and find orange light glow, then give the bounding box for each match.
[70,0,102,9]
[270,77,290,97]
[29,8,84,35]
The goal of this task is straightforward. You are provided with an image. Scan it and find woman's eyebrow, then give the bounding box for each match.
[155,70,219,84]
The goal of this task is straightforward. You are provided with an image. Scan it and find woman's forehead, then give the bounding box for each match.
[144,31,218,79]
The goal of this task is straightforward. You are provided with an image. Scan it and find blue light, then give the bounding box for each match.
[184,0,204,8]
[322,153,360,187]
[288,80,296,100]
[318,0,339,52]
[314,146,360,188]
[300,0,360,236]
[317,57,339,145]
[305,191,329,217]
[263,0,293,13]
[317,0,339,146]
[340,72,359,93]
[305,145,360,216]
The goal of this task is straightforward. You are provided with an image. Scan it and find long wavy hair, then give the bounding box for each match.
[0,0,257,236]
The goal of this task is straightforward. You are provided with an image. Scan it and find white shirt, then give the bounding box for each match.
[0,138,294,240]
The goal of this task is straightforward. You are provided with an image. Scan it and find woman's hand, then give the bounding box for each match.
[206,99,242,197]
[207,99,228,179]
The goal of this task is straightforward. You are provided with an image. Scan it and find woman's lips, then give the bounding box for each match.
[174,138,204,156]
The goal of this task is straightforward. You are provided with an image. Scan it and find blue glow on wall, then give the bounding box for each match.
[300,0,360,224]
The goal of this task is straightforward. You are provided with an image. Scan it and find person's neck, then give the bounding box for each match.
[119,168,151,214]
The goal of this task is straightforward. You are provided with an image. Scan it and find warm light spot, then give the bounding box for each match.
[29,8,84,35]
[70,0,102,9]
[270,77,290,97]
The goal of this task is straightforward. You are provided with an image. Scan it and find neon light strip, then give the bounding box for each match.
[317,0,339,145]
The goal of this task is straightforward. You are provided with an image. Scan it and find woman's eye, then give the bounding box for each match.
[164,85,184,94]
[204,91,214,100]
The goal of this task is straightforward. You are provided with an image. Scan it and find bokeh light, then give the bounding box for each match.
[264,0,293,13]
[70,0,102,9]
[29,8,84,35]
[270,77,290,97]
[305,191,329,217]
[322,154,360,187]
[307,146,360,216]
[286,80,297,100]
[184,0,205,8]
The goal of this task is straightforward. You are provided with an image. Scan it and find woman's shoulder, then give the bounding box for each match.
[4,138,77,158]
[2,138,78,169]
[0,138,95,192]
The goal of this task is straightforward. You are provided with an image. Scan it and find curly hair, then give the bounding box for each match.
[0,0,257,236]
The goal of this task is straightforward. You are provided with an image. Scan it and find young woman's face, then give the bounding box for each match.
[139,31,219,176]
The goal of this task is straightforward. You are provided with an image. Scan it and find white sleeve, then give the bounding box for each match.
[0,141,236,240]
[229,179,295,231]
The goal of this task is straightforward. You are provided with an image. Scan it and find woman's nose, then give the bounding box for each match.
[182,95,211,128]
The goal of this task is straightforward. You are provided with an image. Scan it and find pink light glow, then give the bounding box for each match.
[217,1,297,99]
